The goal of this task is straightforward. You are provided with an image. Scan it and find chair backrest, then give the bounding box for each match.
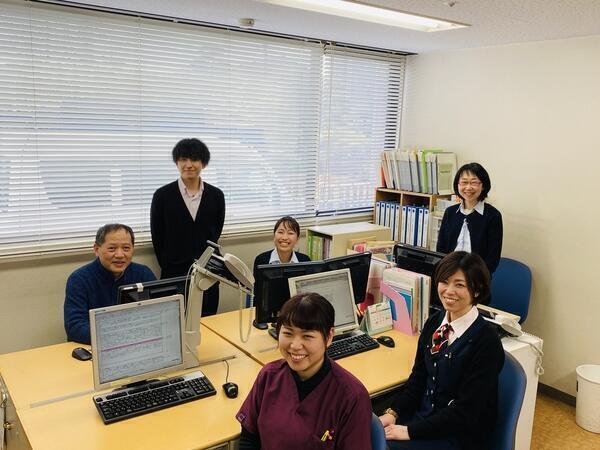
[490,257,532,324]
[371,413,387,450]
[490,352,527,450]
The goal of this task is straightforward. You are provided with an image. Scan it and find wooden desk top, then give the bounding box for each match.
[202,308,278,361]
[0,327,241,410]
[202,309,419,396]
[17,355,262,450]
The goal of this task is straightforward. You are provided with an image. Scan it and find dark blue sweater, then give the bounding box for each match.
[436,203,503,274]
[64,258,156,344]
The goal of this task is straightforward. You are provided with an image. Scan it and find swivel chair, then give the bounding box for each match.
[490,257,532,324]
[371,413,387,450]
[490,352,527,450]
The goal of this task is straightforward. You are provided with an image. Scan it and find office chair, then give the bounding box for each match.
[490,257,532,324]
[371,413,387,450]
[490,352,527,450]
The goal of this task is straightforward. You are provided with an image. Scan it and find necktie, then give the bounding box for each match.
[431,323,452,355]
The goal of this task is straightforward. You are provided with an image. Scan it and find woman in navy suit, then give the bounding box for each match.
[380,251,504,450]
[436,163,503,274]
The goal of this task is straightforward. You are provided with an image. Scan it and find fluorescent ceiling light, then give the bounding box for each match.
[260,0,469,32]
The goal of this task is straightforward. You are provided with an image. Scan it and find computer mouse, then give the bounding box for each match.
[376,335,395,348]
[223,382,239,399]
[71,347,92,361]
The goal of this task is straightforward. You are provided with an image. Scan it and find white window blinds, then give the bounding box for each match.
[318,45,405,214]
[0,1,405,256]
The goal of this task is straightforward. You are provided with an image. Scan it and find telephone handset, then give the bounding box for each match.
[223,253,255,290]
[495,314,523,337]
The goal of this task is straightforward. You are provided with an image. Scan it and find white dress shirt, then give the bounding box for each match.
[438,305,479,345]
[178,177,204,220]
[454,201,485,252]
[268,249,300,264]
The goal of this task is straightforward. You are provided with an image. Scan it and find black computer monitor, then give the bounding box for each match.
[322,252,372,304]
[394,243,446,309]
[118,276,190,304]
[253,260,324,325]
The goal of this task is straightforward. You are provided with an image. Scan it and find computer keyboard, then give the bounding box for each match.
[326,332,380,360]
[93,370,216,424]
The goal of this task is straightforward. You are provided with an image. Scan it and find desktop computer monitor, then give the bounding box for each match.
[322,252,372,304]
[288,268,359,335]
[89,294,186,391]
[118,276,190,305]
[253,260,324,325]
[394,243,446,309]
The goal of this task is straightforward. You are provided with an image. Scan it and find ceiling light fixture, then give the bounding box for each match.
[260,0,468,32]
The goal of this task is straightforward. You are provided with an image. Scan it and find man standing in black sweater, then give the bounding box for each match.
[151,138,225,316]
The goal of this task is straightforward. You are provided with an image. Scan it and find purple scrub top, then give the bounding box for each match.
[237,359,372,450]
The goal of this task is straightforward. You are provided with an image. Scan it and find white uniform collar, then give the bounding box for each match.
[269,249,299,264]
[440,305,479,343]
[458,201,485,215]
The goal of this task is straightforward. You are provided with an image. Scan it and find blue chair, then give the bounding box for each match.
[490,352,527,450]
[371,413,387,450]
[490,257,532,324]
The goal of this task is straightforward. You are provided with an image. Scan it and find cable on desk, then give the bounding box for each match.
[224,359,230,383]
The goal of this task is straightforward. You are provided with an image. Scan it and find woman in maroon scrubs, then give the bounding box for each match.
[236,293,372,450]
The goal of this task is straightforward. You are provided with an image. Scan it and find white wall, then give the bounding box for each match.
[401,35,600,396]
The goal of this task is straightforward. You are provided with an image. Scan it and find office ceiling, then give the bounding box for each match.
[82,0,600,53]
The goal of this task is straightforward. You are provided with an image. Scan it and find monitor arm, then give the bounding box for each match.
[184,243,254,369]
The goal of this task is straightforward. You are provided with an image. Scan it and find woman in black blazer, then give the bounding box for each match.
[379,251,504,450]
[252,216,310,329]
[253,216,310,271]
[436,163,503,274]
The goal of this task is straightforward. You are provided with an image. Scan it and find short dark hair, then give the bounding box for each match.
[434,251,491,305]
[273,216,300,236]
[453,162,491,201]
[171,138,210,165]
[276,293,334,342]
[95,224,135,246]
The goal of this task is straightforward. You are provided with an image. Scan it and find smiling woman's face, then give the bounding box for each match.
[273,222,299,254]
[278,324,333,381]
[437,269,475,322]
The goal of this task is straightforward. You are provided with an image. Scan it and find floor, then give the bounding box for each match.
[531,392,600,449]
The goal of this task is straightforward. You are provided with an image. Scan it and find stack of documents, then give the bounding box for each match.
[381,267,431,335]
[307,234,331,260]
[380,149,457,195]
[375,201,401,241]
[399,205,430,248]
[375,202,432,249]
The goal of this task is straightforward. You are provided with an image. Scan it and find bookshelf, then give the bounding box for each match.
[374,188,452,250]
[306,222,392,259]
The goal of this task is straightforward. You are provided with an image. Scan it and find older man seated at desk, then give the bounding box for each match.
[64,223,156,344]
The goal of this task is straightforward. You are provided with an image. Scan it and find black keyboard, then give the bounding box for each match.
[326,332,380,360]
[93,371,216,424]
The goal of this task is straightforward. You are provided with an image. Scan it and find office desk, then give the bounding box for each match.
[0,327,240,410]
[201,308,419,396]
[17,356,260,450]
[0,328,260,450]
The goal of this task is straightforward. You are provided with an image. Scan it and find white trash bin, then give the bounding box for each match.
[576,364,600,433]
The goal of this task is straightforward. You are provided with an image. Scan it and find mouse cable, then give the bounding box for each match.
[224,358,230,383]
